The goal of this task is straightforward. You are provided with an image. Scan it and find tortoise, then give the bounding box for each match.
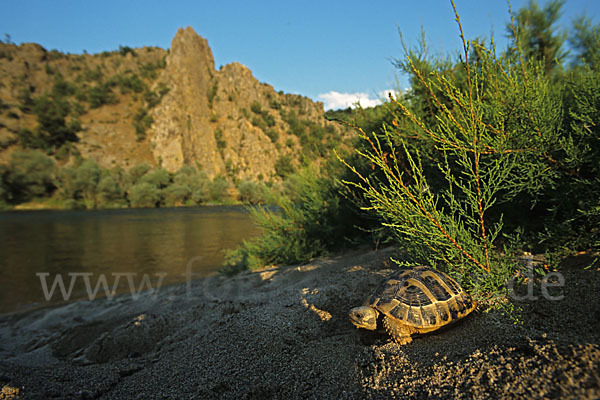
[349,266,476,345]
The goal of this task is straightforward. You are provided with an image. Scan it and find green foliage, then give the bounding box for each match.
[172,167,211,205]
[5,150,55,202]
[119,45,136,57]
[144,87,163,108]
[163,183,192,207]
[97,175,126,207]
[140,60,165,80]
[17,88,34,112]
[116,72,145,94]
[129,182,161,208]
[251,116,267,130]
[52,74,77,98]
[214,129,226,151]
[534,65,600,249]
[0,165,9,207]
[56,159,102,208]
[250,101,263,114]
[87,82,118,108]
[265,128,279,143]
[22,94,80,151]
[274,155,295,178]
[82,66,103,83]
[133,107,153,141]
[507,0,567,76]
[306,2,600,308]
[75,160,102,207]
[207,82,218,108]
[281,109,305,136]
[236,180,269,204]
[224,166,353,270]
[209,176,231,202]
[249,100,276,131]
[127,163,152,185]
[570,16,600,69]
[131,83,167,140]
[269,99,281,110]
[140,167,170,189]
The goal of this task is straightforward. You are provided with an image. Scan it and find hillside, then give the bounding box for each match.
[0,27,346,183]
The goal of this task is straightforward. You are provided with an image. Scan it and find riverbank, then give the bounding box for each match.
[9,199,246,211]
[1,247,599,399]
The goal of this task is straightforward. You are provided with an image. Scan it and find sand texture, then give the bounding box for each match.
[1,247,599,399]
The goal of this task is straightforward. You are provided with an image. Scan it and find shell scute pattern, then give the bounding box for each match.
[370,266,475,330]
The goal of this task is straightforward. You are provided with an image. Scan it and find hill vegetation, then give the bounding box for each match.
[0,28,349,209]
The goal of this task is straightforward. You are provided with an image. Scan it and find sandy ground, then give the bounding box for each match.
[0,247,599,399]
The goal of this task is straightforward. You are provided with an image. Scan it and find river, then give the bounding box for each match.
[0,206,260,314]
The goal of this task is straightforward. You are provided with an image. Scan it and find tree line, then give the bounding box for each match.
[0,151,270,209]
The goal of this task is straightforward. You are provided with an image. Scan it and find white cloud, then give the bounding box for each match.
[318,90,396,111]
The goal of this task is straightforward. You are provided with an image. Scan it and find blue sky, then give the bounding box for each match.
[3,1,599,109]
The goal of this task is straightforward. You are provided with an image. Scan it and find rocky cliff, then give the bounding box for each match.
[0,27,345,182]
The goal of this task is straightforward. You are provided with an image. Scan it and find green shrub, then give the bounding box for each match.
[209,176,231,202]
[119,45,136,57]
[163,183,192,207]
[282,109,305,137]
[97,175,126,207]
[207,82,218,108]
[51,74,76,98]
[269,99,281,110]
[274,155,295,178]
[29,95,79,150]
[140,167,170,188]
[237,180,269,204]
[265,128,279,142]
[17,87,34,112]
[338,5,569,304]
[127,163,152,185]
[87,83,117,108]
[73,159,102,208]
[214,129,226,151]
[133,107,153,141]
[224,166,353,270]
[251,116,266,130]
[5,150,56,202]
[129,182,161,208]
[55,159,103,209]
[117,73,144,94]
[250,101,262,114]
[140,61,164,79]
[262,112,275,127]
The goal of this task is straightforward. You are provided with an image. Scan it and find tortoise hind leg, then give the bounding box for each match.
[383,315,413,345]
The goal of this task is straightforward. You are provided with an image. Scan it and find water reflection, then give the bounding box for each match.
[0,206,259,313]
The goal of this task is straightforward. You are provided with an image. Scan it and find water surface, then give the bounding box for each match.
[0,206,259,313]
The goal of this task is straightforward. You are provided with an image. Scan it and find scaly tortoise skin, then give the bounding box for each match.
[349,266,476,345]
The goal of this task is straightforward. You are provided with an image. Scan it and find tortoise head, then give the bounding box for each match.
[349,306,378,330]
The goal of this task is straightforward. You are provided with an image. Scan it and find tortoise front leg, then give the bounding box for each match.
[383,315,413,345]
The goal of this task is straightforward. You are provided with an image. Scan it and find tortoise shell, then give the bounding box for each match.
[366,266,475,330]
